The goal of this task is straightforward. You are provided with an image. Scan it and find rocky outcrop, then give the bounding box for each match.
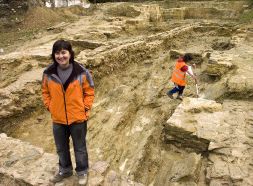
[227,72,253,98]
[163,98,253,185]
[164,98,222,152]
[0,133,57,185]
[164,0,248,11]
[0,2,253,186]
[202,33,253,99]
[0,22,197,124]
[204,56,236,77]
[163,7,237,20]
[162,0,249,20]
[76,24,198,78]
[0,133,144,186]
[105,3,141,18]
[0,68,43,120]
[211,38,235,51]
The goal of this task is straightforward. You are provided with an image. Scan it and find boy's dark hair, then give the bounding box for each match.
[183,53,193,62]
[51,39,75,64]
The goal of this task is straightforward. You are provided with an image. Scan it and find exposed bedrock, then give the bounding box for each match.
[164,98,253,185]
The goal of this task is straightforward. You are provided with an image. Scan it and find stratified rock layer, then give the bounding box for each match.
[164,98,253,185]
[0,133,144,186]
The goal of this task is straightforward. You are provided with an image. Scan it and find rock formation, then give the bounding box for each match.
[0,0,252,185]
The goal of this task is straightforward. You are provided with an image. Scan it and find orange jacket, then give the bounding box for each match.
[171,58,187,86]
[42,61,94,125]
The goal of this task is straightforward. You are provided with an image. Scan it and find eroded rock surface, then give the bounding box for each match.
[164,98,253,185]
[0,133,144,186]
[0,1,253,186]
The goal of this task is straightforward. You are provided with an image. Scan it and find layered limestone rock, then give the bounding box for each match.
[164,7,237,20]
[164,98,222,152]
[152,151,203,186]
[105,3,141,18]
[164,98,253,185]
[162,0,249,20]
[201,33,253,99]
[76,23,199,78]
[0,133,143,186]
[211,38,235,51]
[0,13,203,185]
[204,55,236,77]
[0,1,253,186]
[104,3,162,32]
[164,0,248,11]
[227,72,253,98]
[0,68,43,119]
[225,27,253,98]
[0,133,57,185]
[0,22,197,124]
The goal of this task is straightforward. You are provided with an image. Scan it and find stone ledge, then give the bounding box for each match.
[163,98,253,185]
[164,98,224,153]
[0,133,144,186]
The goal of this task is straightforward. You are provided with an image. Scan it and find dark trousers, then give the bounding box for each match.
[167,83,185,95]
[53,122,88,176]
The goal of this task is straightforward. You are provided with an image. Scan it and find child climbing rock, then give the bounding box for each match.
[167,53,197,100]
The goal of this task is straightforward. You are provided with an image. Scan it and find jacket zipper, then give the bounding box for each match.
[62,86,69,125]
[51,74,69,125]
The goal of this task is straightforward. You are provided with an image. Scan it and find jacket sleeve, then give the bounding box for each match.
[42,74,51,111]
[82,70,95,111]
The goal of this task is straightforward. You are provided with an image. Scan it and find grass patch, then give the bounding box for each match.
[239,9,253,23]
[0,5,95,53]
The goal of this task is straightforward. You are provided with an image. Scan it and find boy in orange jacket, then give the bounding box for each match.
[167,53,197,100]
